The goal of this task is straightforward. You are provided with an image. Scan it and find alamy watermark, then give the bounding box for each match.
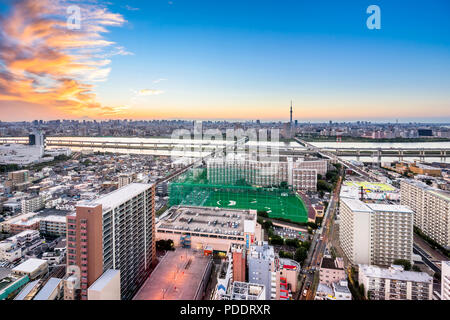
[170,121,281,165]
[366,5,381,30]
[67,5,81,30]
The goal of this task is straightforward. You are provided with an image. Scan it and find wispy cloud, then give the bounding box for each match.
[136,89,164,96]
[124,5,140,11]
[0,0,130,118]
[153,78,168,84]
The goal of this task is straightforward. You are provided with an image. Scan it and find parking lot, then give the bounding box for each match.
[273,226,309,242]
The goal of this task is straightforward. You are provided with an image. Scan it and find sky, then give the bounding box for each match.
[0,0,449,122]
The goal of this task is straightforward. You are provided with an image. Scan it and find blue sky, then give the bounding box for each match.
[0,0,449,121]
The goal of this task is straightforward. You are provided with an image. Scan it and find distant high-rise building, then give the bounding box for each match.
[28,129,45,157]
[118,173,134,188]
[8,170,29,184]
[290,101,293,128]
[66,183,156,300]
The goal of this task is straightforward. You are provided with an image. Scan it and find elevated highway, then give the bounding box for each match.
[295,138,382,182]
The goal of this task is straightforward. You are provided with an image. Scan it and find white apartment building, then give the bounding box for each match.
[39,215,67,236]
[400,179,450,249]
[207,156,326,191]
[0,242,21,262]
[442,261,450,300]
[339,197,413,266]
[358,264,433,300]
[295,159,327,176]
[21,196,45,214]
[292,168,317,192]
[0,230,41,262]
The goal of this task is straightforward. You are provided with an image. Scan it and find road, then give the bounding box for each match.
[298,174,343,300]
[413,245,441,274]
[295,138,382,182]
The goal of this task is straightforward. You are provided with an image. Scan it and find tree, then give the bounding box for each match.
[393,259,411,271]
[317,180,332,192]
[285,238,300,248]
[306,222,318,229]
[269,235,284,246]
[279,250,294,259]
[262,220,273,230]
[294,247,307,264]
[257,210,268,218]
[412,265,421,272]
[156,239,174,251]
[326,170,337,181]
[301,241,311,250]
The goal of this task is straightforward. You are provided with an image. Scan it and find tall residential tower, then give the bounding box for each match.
[66,183,156,300]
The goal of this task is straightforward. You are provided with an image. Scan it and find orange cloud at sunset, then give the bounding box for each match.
[0,0,129,118]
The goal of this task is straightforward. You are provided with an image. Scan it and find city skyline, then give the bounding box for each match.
[0,0,450,122]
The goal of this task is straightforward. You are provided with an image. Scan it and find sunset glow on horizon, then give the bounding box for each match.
[1,0,449,122]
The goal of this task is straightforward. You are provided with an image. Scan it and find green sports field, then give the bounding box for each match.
[169,168,309,223]
[171,185,308,223]
[205,190,308,222]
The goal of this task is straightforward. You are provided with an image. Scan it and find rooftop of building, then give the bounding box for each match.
[249,241,275,261]
[14,280,40,300]
[40,215,67,223]
[359,264,433,283]
[321,256,344,270]
[365,203,413,214]
[78,183,153,212]
[412,163,442,170]
[279,258,301,270]
[0,267,12,281]
[402,179,450,201]
[157,205,256,236]
[133,248,212,300]
[316,283,334,295]
[88,269,120,292]
[33,278,62,300]
[226,281,266,300]
[12,258,47,273]
[340,197,373,213]
[332,280,351,294]
[341,197,413,214]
